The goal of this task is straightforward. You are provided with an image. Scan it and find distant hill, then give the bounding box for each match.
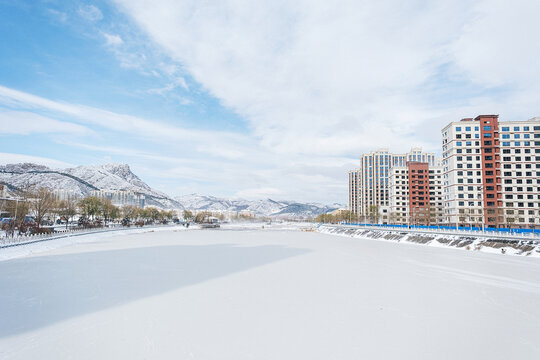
[175,194,342,218]
[0,163,182,209]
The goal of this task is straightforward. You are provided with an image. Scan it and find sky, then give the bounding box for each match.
[1,0,539,204]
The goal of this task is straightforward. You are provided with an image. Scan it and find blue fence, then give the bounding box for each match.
[339,222,540,235]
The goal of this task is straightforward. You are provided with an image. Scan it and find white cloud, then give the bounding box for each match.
[78,4,103,22]
[0,153,74,168]
[0,85,244,146]
[0,110,91,135]
[147,77,189,95]
[47,9,68,23]
[103,33,123,47]
[235,187,282,200]
[451,0,540,88]
[112,0,540,159]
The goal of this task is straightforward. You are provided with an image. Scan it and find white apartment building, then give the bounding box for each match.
[90,190,146,208]
[499,118,540,228]
[349,148,440,220]
[441,117,487,227]
[389,163,443,225]
[348,169,360,215]
[52,189,79,201]
[442,115,540,229]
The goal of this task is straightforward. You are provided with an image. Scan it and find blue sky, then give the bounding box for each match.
[1,0,539,204]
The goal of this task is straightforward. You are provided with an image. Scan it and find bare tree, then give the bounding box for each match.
[122,205,139,220]
[505,210,516,230]
[100,199,119,225]
[368,205,379,224]
[57,198,78,229]
[182,209,193,220]
[78,196,102,220]
[28,188,56,229]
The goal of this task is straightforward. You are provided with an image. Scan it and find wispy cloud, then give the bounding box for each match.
[78,4,103,22]
[0,153,74,168]
[235,187,282,199]
[103,33,123,46]
[47,9,68,23]
[0,85,245,146]
[0,110,91,135]
[147,76,189,95]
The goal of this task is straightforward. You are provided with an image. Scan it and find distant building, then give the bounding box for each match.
[238,209,255,218]
[90,190,145,208]
[52,189,80,201]
[348,148,440,221]
[442,115,540,229]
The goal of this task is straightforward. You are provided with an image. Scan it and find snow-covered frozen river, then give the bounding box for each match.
[1,227,540,359]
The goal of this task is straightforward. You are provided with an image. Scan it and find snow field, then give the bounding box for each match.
[1,228,539,359]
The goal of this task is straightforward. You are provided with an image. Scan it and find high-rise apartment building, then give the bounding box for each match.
[389,162,443,225]
[442,115,540,229]
[348,169,361,215]
[348,148,439,219]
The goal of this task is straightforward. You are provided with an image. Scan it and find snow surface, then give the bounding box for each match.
[1,227,540,359]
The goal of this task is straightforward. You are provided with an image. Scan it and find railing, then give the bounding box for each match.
[322,223,540,242]
[0,224,175,249]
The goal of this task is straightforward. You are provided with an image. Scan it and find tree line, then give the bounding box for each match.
[0,187,176,234]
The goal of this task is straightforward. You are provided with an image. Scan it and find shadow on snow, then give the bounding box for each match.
[0,242,310,337]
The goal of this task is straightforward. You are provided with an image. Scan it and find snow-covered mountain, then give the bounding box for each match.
[175,194,342,218]
[0,163,343,216]
[0,163,182,209]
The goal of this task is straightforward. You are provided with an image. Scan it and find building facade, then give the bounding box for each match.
[348,148,440,221]
[389,162,443,225]
[348,169,361,215]
[499,118,540,228]
[90,190,146,208]
[0,184,7,198]
[52,189,80,201]
[442,115,540,229]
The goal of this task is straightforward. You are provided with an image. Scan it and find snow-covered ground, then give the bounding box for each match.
[1,227,539,359]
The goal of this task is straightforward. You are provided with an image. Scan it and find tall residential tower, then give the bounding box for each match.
[348,148,439,221]
[442,115,540,229]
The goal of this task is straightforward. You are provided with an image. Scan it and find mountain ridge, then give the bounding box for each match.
[0,162,181,209]
[175,193,342,218]
[0,163,342,217]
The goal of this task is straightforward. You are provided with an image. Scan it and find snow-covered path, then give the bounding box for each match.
[1,229,539,359]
